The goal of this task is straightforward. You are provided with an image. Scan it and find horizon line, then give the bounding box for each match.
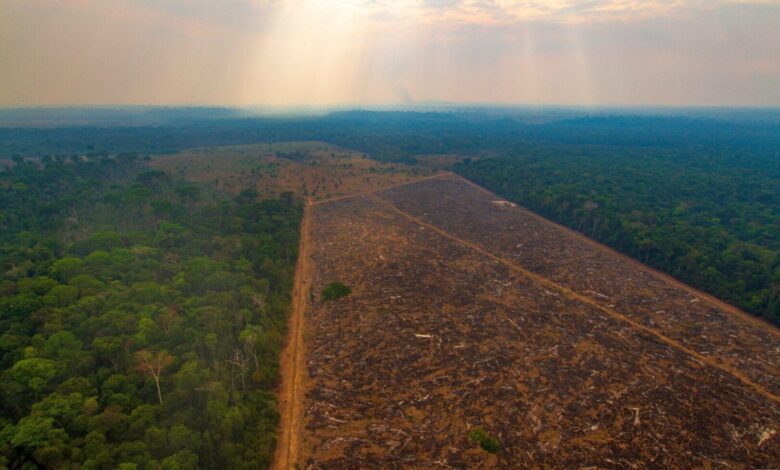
[2,103,780,112]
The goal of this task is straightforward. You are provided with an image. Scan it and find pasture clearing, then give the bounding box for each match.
[149,142,431,199]
[294,174,779,468]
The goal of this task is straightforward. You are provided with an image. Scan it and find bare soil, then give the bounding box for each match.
[149,142,431,199]
[272,199,312,470]
[294,175,779,468]
[378,174,780,398]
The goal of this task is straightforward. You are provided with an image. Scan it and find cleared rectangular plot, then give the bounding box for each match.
[377,175,780,397]
[300,193,780,468]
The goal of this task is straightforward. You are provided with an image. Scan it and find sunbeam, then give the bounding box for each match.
[2,0,778,106]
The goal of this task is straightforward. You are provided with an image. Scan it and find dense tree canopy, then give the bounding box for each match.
[0,158,301,468]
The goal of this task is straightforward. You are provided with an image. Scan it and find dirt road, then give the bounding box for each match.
[272,200,312,470]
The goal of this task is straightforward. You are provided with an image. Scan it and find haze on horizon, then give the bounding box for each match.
[1,0,779,108]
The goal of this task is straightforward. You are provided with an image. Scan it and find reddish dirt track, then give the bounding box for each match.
[273,201,312,470]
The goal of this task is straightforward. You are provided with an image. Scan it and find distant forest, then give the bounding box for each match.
[2,109,779,164]
[0,157,301,467]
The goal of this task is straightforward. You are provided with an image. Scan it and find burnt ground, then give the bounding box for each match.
[378,175,780,398]
[298,175,780,469]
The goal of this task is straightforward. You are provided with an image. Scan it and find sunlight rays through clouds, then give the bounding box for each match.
[1,0,778,106]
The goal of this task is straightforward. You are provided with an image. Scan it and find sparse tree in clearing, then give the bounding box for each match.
[321,282,352,302]
[468,427,501,454]
[135,349,174,405]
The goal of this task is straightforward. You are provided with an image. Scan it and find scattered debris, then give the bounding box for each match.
[298,177,780,468]
[758,427,776,447]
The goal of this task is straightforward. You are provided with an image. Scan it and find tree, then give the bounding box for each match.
[6,358,58,401]
[158,306,181,336]
[49,255,84,279]
[0,161,302,467]
[239,325,263,373]
[134,350,174,405]
[226,349,248,393]
[321,282,352,302]
[11,415,69,467]
[468,427,501,454]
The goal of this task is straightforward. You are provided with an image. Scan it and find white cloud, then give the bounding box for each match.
[1,0,778,106]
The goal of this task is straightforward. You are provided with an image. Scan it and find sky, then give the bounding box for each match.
[1,0,779,108]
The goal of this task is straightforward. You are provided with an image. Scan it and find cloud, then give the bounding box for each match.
[421,0,464,7]
[1,0,778,106]
[411,0,687,25]
[29,1,778,34]
[403,0,779,26]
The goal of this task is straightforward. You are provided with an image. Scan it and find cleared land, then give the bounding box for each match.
[379,175,780,399]
[296,174,779,468]
[150,142,431,199]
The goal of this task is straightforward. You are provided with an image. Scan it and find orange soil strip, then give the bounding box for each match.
[450,173,780,338]
[272,200,312,470]
[367,193,780,405]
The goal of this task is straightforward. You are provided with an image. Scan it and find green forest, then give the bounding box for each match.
[0,157,301,468]
[454,147,780,325]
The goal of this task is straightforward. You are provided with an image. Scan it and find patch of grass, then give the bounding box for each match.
[321,281,352,302]
[468,427,501,454]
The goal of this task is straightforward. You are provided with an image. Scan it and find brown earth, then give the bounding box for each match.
[149,142,431,199]
[292,174,779,468]
[379,174,780,399]
[273,198,312,470]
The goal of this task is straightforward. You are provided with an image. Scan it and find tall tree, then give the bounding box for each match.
[134,350,174,405]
